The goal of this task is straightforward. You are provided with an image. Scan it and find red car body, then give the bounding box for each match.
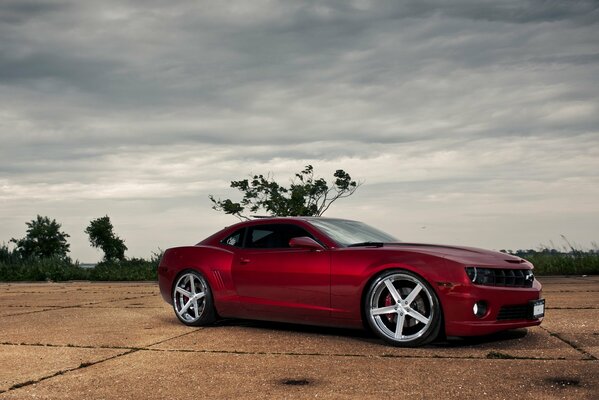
[158,217,543,341]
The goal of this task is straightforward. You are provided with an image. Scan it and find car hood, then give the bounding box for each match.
[381,243,530,267]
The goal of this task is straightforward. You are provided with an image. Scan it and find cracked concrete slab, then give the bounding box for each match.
[0,283,80,293]
[151,323,582,360]
[0,292,137,307]
[1,351,597,399]
[0,282,158,296]
[540,285,599,293]
[0,307,53,317]
[0,277,597,399]
[555,333,599,359]
[543,290,599,309]
[82,295,167,309]
[541,309,599,334]
[0,307,190,348]
[0,344,126,392]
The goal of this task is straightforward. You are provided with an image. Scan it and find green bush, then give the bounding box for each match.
[0,244,160,282]
[88,258,158,281]
[0,256,87,281]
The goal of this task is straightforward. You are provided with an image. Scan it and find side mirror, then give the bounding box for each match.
[289,236,324,251]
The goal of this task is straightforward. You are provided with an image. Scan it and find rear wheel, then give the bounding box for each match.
[172,271,216,326]
[365,270,441,347]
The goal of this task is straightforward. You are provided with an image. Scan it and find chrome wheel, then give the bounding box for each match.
[366,271,440,346]
[173,271,213,325]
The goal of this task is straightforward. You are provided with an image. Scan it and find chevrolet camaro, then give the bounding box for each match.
[158,217,544,347]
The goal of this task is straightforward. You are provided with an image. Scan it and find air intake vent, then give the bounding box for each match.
[211,270,225,289]
[497,305,529,320]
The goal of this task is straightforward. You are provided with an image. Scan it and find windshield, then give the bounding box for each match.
[308,219,399,247]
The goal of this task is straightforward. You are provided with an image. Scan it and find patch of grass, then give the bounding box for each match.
[526,251,598,275]
[503,241,599,276]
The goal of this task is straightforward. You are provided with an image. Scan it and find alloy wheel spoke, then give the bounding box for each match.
[189,275,196,295]
[179,299,192,315]
[394,313,405,339]
[404,284,422,306]
[407,309,430,325]
[384,279,402,303]
[371,305,397,316]
[194,292,205,301]
[191,299,199,318]
[176,287,192,298]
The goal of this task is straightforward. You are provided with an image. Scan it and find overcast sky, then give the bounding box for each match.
[1,0,598,262]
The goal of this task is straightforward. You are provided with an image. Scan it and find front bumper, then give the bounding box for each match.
[439,279,543,337]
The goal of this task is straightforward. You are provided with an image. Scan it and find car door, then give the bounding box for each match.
[232,223,331,322]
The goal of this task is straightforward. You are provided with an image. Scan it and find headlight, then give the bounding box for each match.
[466,267,494,285]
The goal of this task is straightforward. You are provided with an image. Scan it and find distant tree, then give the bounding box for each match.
[209,165,360,220]
[11,215,71,260]
[0,243,19,264]
[85,216,127,262]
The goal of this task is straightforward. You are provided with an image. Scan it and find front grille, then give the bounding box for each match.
[497,304,529,320]
[465,267,534,288]
[492,269,534,287]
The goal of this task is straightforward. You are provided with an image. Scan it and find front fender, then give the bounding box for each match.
[330,249,463,322]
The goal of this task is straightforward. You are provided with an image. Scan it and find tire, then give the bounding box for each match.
[364,270,441,347]
[172,270,216,326]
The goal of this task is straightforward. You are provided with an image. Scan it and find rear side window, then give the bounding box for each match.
[221,228,245,247]
[246,224,314,249]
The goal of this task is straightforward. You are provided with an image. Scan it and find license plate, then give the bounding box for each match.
[530,299,545,319]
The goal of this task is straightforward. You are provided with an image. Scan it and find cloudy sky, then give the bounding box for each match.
[1,0,598,262]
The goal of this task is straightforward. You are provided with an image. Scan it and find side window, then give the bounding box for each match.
[221,228,245,247]
[246,224,314,249]
[247,227,278,248]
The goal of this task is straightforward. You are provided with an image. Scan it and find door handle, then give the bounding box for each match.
[240,258,251,264]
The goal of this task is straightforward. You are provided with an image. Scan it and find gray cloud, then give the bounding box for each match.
[0,0,68,24]
[1,0,598,260]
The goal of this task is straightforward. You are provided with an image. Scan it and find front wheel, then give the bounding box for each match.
[365,270,441,347]
[172,270,216,326]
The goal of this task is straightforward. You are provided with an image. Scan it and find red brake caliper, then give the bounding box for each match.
[384,294,396,323]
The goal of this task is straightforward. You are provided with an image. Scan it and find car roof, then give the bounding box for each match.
[237,216,355,225]
[199,216,351,247]
[218,216,358,236]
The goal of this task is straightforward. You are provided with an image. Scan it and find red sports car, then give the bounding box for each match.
[158,217,544,347]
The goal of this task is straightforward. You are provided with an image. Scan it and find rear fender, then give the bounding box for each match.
[158,245,234,308]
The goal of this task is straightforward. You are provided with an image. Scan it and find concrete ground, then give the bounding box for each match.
[0,276,597,399]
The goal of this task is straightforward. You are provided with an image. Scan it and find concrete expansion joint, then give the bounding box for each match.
[540,327,598,361]
[2,340,583,362]
[2,348,139,394]
[0,294,157,317]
